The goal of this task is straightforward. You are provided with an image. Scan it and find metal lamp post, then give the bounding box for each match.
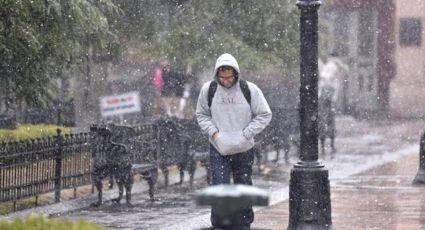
[413,131,425,185]
[287,0,332,229]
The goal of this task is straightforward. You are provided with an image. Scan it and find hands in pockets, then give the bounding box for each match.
[215,131,254,155]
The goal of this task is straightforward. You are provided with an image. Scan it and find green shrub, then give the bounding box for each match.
[0,214,107,230]
[0,124,71,142]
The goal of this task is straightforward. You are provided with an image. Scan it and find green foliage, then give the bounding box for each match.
[0,214,107,230]
[1,0,303,114]
[0,124,70,142]
[119,0,300,78]
[0,0,121,109]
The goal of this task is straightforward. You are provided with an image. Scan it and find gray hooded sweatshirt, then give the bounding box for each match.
[196,53,272,155]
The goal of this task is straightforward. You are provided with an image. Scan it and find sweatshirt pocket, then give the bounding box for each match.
[215,131,254,155]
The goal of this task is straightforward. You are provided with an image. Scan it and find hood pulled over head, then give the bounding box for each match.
[213,53,240,78]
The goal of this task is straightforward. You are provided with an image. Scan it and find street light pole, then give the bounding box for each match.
[287,0,332,229]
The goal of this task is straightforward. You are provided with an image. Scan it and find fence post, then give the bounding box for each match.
[413,131,425,185]
[89,125,98,194]
[54,129,64,203]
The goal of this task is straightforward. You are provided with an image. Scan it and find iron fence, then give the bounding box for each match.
[0,123,159,210]
[0,115,294,212]
[59,132,92,197]
[0,129,92,209]
[1,138,56,204]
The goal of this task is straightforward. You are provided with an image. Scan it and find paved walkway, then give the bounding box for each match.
[166,116,425,230]
[252,131,425,229]
[3,116,425,230]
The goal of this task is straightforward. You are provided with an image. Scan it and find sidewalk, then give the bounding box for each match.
[2,115,425,230]
[252,126,425,229]
[167,116,425,230]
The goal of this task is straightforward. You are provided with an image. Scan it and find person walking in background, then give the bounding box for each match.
[317,54,348,155]
[178,63,197,118]
[319,54,348,113]
[196,53,272,229]
[153,63,164,94]
[161,64,187,118]
[318,84,336,156]
[152,61,165,117]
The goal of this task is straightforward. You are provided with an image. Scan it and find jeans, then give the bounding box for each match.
[209,144,255,228]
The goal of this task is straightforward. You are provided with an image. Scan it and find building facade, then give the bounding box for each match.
[323,0,396,117]
[391,0,425,118]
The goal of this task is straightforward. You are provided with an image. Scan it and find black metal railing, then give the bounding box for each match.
[0,122,164,209]
[0,114,294,211]
[0,130,92,208]
[59,132,92,197]
[0,137,58,205]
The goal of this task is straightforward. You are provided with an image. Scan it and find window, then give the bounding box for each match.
[399,18,422,46]
[358,11,376,56]
[328,11,350,56]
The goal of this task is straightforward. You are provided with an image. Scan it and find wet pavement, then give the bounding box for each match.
[57,184,210,229]
[52,157,293,229]
[252,151,425,230]
[2,115,425,229]
[172,116,425,230]
[251,117,425,230]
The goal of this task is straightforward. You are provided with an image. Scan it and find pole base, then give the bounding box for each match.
[287,164,332,230]
[413,169,425,185]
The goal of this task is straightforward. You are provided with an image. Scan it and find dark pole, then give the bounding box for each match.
[413,131,425,185]
[287,0,332,229]
[54,129,63,203]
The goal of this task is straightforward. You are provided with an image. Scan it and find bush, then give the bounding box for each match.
[0,124,71,142]
[0,214,107,230]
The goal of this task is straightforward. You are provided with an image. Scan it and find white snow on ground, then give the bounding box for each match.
[166,143,418,230]
[1,115,422,230]
[0,167,206,221]
[3,140,416,229]
[327,144,417,181]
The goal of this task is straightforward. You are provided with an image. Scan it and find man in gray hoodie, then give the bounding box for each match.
[196,53,272,228]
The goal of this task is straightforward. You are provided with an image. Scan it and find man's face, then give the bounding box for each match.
[217,66,236,88]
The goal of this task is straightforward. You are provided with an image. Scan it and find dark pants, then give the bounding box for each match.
[209,144,255,228]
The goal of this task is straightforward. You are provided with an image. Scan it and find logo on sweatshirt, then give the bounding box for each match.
[218,97,243,104]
